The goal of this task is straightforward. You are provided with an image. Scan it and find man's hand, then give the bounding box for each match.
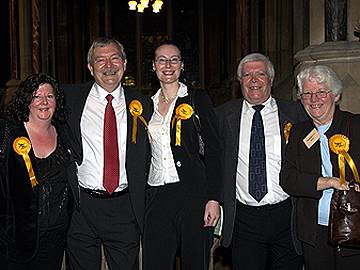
[203,200,220,227]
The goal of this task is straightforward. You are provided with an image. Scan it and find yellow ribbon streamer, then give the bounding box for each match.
[283,122,293,144]
[13,137,38,188]
[329,134,360,186]
[129,100,148,144]
[171,103,193,146]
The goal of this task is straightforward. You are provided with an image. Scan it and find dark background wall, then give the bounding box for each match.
[1,0,309,106]
[1,1,11,91]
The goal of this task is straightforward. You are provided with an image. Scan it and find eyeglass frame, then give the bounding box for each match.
[154,57,182,66]
[299,90,331,100]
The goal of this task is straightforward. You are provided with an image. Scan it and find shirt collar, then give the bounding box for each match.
[243,96,275,114]
[93,82,124,103]
[151,82,188,102]
[317,121,332,135]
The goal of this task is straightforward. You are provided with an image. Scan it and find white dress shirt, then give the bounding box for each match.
[236,97,289,206]
[147,82,188,186]
[77,83,128,191]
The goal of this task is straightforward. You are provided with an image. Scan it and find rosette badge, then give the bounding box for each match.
[283,122,292,144]
[171,103,193,146]
[329,134,359,185]
[13,137,38,188]
[129,99,148,143]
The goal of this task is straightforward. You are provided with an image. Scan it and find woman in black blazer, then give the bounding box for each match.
[142,41,222,270]
[280,65,360,270]
[0,74,74,270]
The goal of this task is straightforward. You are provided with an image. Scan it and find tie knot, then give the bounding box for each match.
[252,105,264,112]
[106,94,113,103]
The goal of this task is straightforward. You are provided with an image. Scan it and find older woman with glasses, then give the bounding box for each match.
[280,65,360,269]
[142,41,222,270]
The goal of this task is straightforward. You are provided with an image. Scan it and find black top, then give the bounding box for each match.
[35,139,70,231]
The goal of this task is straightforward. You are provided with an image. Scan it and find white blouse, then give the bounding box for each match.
[147,83,188,186]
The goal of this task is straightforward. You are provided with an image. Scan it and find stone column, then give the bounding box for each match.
[325,0,347,41]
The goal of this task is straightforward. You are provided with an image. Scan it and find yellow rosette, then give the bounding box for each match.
[283,122,293,144]
[129,99,148,144]
[171,103,193,146]
[13,137,38,188]
[329,134,360,185]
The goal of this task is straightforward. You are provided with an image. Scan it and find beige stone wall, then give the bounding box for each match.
[295,41,360,114]
[309,0,360,44]
[348,0,360,41]
[310,0,325,45]
[296,1,360,114]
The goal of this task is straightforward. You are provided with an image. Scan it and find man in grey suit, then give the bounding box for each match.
[216,53,304,270]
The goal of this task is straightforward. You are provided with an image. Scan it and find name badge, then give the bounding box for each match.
[303,128,320,149]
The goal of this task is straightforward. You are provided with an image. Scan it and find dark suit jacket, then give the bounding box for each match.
[62,82,152,232]
[0,115,74,262]
[164,89,222,202]
[216,97,306,248]
[280,108,360,255]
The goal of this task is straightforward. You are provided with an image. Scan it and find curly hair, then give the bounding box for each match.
[6,73,68,123]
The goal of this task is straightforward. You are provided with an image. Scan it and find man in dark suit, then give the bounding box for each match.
[63,37,151,270]
[216,53,304,270]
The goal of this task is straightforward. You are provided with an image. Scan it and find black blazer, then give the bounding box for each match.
[280,108,360,255]
[216,97,306,248]
[62,82,152,232]
[0,116,74,262]
[162,89,222,202]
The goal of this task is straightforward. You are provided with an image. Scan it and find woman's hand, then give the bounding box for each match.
[317,176,349,191]
[203,200,220,227]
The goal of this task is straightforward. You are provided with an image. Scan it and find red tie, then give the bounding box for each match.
[103,94,119,194]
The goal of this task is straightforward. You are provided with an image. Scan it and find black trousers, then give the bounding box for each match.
[231,199,302,270]
[142,183,213,270]
[2,226,67,270]
[302,225,360,270]
[67,191,140,270]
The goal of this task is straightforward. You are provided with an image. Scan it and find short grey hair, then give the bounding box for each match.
[237,53,275,84]
[296,65,342,97]
[87,37,126,64]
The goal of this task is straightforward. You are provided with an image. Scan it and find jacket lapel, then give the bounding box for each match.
[277,99,291,157]
[70,83,92,162]
[226,99,243,160]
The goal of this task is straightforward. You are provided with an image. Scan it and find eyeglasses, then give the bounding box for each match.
[155,57,182,66]
[300,90,331,100]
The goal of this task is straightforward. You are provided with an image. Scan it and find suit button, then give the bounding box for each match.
[176,161,182,167]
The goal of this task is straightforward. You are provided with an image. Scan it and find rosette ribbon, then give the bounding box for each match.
[329,134,360,185]
[13,137,38,188]
[283,122,293,144]
[129,100,148,144]
[171,103,193,146]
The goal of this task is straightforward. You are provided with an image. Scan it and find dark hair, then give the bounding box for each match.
[153,40,182,60]
[6,73,68,123]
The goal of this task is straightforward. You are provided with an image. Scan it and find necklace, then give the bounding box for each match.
[160,91,177,104]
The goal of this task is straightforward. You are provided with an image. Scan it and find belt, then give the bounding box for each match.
[80,186,129,199]
[236,198,290,211]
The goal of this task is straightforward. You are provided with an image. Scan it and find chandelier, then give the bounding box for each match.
[128,0,164,13]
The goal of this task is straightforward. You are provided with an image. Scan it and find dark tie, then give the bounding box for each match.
[103,94,119,194]
[248,105,267,202]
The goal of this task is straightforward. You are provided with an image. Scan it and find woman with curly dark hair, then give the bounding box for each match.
[0,73,75,269]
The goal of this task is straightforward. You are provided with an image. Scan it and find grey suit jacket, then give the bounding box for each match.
[216,97,306,250]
